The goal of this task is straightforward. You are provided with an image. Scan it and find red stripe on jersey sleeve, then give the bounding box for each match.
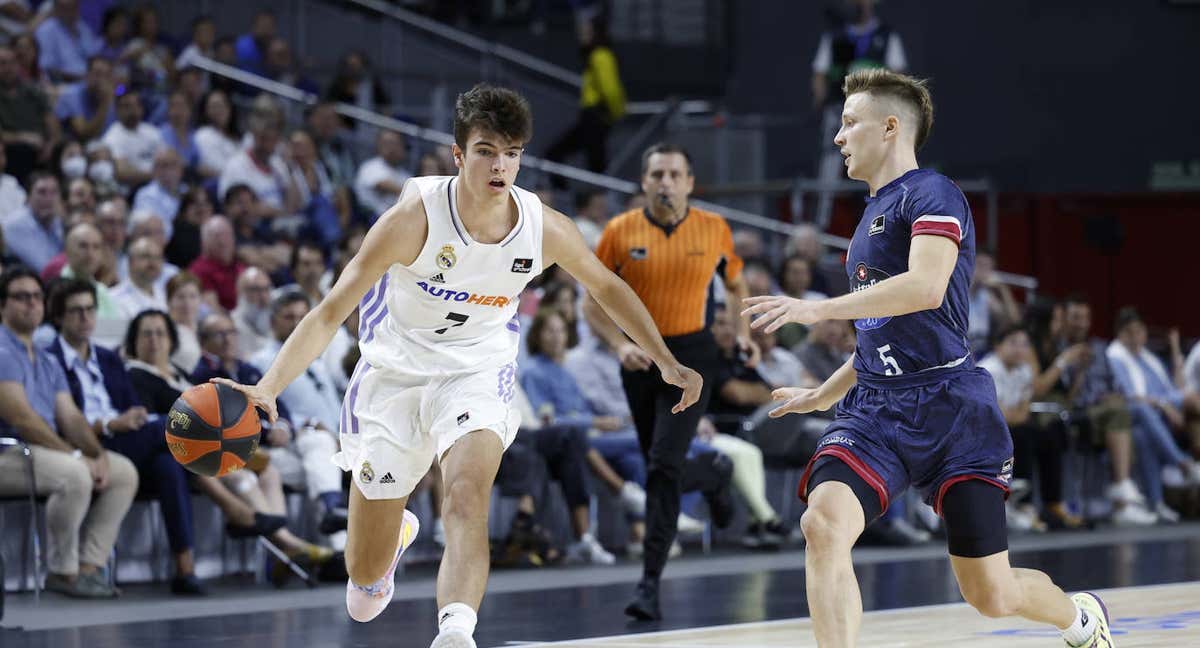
[911,220,962,245]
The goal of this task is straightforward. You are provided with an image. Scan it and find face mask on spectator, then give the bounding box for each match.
[88,160,115,183]
[61,155,87,179]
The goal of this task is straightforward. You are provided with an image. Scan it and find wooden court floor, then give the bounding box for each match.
[508,582,1200,647]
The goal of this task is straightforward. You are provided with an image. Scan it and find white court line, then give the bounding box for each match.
[501,581,1200,647]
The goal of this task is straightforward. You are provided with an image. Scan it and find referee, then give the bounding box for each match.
[583,143,760,621]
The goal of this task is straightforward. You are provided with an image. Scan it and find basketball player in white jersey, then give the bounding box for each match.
[214,84,703,648]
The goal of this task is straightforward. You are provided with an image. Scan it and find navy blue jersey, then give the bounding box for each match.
[847,168,974,383]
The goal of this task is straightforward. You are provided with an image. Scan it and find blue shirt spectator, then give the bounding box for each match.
[0,323,69,439]
[4,206,64,273]
[521,354,598,431]
[55,80,116,139]
[35,7,103,82]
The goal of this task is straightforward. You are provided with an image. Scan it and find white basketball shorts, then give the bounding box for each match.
[331,359,521,500]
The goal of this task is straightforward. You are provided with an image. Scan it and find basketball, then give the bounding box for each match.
[165,382,262,477]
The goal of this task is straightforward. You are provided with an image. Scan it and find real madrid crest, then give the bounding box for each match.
[436,244,457,270]
[360,461,375,484]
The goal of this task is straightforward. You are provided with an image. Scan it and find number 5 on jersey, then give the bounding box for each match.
[436,312,470,334]
[877,344,903,376]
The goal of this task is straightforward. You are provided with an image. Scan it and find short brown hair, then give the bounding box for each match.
[453,84,533,148]
[526,307,568,357]
[843,69,935,150]
[166,270,201,302]
[640,142,693,177]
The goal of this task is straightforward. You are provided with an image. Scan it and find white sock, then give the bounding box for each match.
[437,602,477,637]
[1061,601,1096,646]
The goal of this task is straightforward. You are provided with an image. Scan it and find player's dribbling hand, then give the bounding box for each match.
[768,387,833,418]
[742,295,823,332]
[660,364,703,413]
[210,379,279,423]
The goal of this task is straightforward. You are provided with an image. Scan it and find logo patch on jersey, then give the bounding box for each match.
[869,214,886,236]
[511,258,533,273]
[415,281,513,308]
[436,244,457,270]
[359,461,375,484]
[851,263,893,330]
[630,247,648,260]
[457,411,470,425]
[999,457,1015,483]
[429,273,446,283]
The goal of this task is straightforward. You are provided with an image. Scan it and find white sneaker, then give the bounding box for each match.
[1107,479,1147,507]
[346,509,420,622]
[1111,503,1157,527]
[430,630,476,648]
[1163,465,1187,489]
[1005,503,1037,532]
[1184,462,1200,485]
[566,533,616,565]
[1155,501,1182,524]
[620,482,647,516]
[676,513,705,535]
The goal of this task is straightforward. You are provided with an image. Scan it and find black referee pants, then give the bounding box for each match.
[620,330,722,582]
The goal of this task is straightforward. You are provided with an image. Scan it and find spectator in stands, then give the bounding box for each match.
[110,234,168,320]
[224,183,289,275]
[35,0,103,83]
[176,16,216,72]
[739,260,774,298]
[158,91,198,172]
[732,229,765,264]
[194,311,348,540]
[277,240,327,307]
[0,143,25,217]
[58,140,88,183]
[124,5,173,94]
[325,51,390,128]
[122,308,330,580]
[231,266,274,358]
[572,190,608,250]
[0,267,137,598]
[188,215,243,312]
[45,279,205,595]
[83,140,120,198]
[1181,334,1200,456]
[12,33,52,96]
[95,6,131,71]
[66,177,96,215]
[194,88,239,179]
[773,254,830,348]
[1107,307,1200,522]
[3,171,64,273]
[165,271,202,372]
[58,221,118,314]
[55,55,116,141]
[96,196,125,275]
[101,89,164,186]
[288,129,347,247]
[218,95,300,221]
[968,248,1022,355]
[0,43,59,182]
[979,325,1071,531]
[263,37,317,96]
[235,10,276,77]
[785,223,846,296]
[749,325,804,390]
[545,14,625,185]
[306,101,357,189]
[132,148,184,238]
[165,186,212,269]
[353,129,412,219]
[1057,295,1156,526]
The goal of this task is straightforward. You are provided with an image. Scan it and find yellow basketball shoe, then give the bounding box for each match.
[346,509,420,622]
[1067,592,1115,647]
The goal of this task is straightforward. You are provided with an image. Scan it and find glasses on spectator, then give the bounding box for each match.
[65,304,97,318]
[6,291,43,303]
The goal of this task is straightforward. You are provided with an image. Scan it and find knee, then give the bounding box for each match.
[799,507,854,553]
[442,478,490,522]
[60,462,94,499]
[960,579,1023,618]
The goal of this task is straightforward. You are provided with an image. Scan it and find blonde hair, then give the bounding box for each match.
[843,69,934,150]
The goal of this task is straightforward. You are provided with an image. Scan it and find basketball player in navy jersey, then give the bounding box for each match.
[216,84,702,648]
[744,69,1114,647]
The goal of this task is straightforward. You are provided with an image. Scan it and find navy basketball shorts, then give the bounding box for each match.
[798,367,1014,520]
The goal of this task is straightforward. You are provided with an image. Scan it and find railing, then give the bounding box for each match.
[191,55,1038,292]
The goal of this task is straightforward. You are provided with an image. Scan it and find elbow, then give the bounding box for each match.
[920,282,947,311]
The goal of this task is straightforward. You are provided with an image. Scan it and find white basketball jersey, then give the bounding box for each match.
[357,175,544,375]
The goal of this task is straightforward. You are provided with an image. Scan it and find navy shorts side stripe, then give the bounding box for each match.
[798,445,890,515]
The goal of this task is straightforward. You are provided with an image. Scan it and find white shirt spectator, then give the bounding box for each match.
[109,279,167,320]
[251,339,342,431]
[194,126,240,173]
[354,156,412,217]
[0,174,27,222]
[132,181,182,238]
[101,121,165,176]
[978,353,1034,410]
[755,347,805,390]
[218,149,289,208]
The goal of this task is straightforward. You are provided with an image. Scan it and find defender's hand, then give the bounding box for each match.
[769,387,834,418]
[210,379,279,423]
[660,363,703,414]
[742,295,823,332]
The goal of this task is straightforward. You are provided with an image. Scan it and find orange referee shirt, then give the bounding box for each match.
[596,206,743,337]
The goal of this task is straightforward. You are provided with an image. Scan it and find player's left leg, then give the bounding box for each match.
[943,480,1115,646]
[432,429,505,648]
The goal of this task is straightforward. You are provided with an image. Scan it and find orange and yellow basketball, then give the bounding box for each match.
[165,383,261,477]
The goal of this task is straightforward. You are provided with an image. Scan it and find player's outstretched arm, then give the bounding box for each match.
[743,235,958,331]
[213,186,428,421]
[542,208,702,413]
[769,356,857,418]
